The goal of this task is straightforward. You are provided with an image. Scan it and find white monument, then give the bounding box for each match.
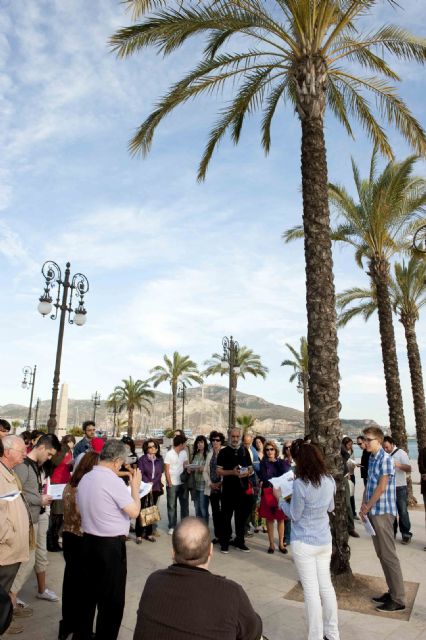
[57,383,69,438]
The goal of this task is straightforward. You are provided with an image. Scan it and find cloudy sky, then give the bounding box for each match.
[1,0,425,433]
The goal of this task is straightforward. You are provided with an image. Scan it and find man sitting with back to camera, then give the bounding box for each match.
[133,516,262,640]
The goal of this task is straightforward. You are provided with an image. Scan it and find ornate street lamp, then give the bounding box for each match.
[221,336,240,441]
[38,261,89,433]
[92,391,101,422]
[21,365,37,427]
[178,382,186,431]
[413,224,426,253]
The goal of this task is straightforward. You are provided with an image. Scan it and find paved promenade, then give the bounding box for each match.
[14,474,426,640]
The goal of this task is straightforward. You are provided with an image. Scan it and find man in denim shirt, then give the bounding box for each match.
[360,426,405,612]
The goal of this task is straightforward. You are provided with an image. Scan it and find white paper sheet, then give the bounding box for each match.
[47,484,66,500]
[268,470,294,498]
[363,517,376,536]
[127,482,153,498]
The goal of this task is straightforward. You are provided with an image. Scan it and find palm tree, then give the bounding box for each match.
[149,352,203,431]
[337,256,426,453]
[236,414,255,434]
[112,0,426,581]
[113,377,154,438]
[281,337,309,435]
[203,346,268,438]
[107,389,122,437]
[329,152,426,451]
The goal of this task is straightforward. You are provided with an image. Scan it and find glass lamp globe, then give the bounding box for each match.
[74,312,87,326]
[21,382,27,389]
[38,300,52,316]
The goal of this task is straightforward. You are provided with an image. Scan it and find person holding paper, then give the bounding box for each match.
[258,441,288,554]
[10,434,60,608]
[0,435,29,636]
[360,426,405,613]
[276,440,340,640]
[135,439,164,543]
[47,435,76,552]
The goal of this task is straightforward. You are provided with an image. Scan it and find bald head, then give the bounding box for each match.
[172,517,212,567]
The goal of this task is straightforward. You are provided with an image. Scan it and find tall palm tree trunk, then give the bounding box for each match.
[370,259,408,448]
[172,381,177,432]
[128,406,134,439]
[402,319,426,451]
[370,260,414,504]
[299,113,349,582]
[303,376,310,436]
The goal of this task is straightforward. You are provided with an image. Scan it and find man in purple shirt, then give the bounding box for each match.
[75,440,141,640]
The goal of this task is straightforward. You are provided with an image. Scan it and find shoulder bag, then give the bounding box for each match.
[139,491,161,528]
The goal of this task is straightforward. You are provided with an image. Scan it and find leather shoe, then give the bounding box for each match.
[348,530,360,538]
[376,600,405,613]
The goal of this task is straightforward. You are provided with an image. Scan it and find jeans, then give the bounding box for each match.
[394,486,412,538]
[292,541,340,640]
[166,484,189,529]
[194,490,209,523]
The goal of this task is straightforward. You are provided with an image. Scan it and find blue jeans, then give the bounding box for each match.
[394,486,412,538]
[194,490,210,523]
[167,484,189,530]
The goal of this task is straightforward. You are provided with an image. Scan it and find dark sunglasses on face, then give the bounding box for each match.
[211,438,221,442]
[265,448,275,452]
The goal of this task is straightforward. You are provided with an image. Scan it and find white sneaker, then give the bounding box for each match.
[36,588,59,602]
[168,528,174,535]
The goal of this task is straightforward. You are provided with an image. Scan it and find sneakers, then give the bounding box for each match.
[371,592,391,604]
[401,536,411,545]
[5,621,24,635]
[168,528,174,535]
[220,546,229,554]
[36,588,59,602]
[376,600,405,613]
[236,544,250,553]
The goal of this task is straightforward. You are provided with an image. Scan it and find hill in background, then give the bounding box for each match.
[1,384,379,438]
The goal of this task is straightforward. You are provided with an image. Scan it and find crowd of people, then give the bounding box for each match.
[0,415,425,640]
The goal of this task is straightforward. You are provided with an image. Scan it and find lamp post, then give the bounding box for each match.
[92,391,101,422]
[38,261,89,434]
[221,336,240,441]
[21,365,37,427]
[178,382,186,431]
[413,225,426,253]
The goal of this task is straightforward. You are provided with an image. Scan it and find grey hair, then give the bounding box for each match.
[100,439,127,462]
[2,435,24,450]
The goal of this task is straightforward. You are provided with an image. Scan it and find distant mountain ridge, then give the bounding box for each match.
[1,384,379,437]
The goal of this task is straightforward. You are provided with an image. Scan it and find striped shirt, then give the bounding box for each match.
[279,475,335,546]
[366,447,396,516]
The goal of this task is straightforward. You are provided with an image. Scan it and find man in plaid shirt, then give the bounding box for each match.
[360,426,405,612]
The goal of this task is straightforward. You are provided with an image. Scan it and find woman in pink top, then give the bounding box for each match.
[47,435,75,552]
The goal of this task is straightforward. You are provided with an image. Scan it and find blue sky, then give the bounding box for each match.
[1,0,425,433]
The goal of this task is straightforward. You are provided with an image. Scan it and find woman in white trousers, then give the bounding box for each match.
[275,439,340,640]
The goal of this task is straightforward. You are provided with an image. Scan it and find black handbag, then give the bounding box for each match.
[180,468,195,490]
[0,584,13,635]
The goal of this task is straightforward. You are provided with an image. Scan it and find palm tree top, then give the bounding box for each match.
[113,376,155,413]
[330,151,426,266]
[149,351,203,387]
[281,336,308,382]
[203,345,268,380]
[112,1,426,179]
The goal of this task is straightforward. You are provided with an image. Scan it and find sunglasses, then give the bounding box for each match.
[211,438,221,442]
[265,448,275,452]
